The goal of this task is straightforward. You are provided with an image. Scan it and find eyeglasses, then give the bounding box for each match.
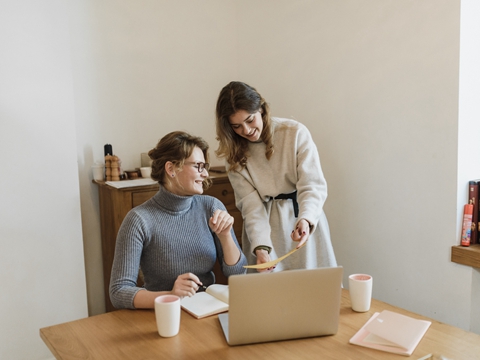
[184,161,210,173]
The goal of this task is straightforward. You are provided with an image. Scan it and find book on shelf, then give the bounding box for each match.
[469,180,479,245]
[180,284,229,319]
[349,310,431,356]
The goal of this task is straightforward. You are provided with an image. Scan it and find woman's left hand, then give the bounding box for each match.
[291,218,311,248]
[209,209,234,236]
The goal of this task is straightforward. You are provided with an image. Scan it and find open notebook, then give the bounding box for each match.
[181,285,229,319]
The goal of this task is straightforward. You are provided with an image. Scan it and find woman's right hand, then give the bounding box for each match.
[171,273,202,298]
[255,249,275,273]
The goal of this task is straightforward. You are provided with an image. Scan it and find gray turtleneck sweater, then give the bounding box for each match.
[109,185,247,309]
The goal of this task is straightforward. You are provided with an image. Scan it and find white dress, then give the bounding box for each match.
[227,117,337,271]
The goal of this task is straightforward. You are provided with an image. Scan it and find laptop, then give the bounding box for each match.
[218,266,343,346]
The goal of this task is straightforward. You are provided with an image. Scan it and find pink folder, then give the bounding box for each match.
[349,310,431,356]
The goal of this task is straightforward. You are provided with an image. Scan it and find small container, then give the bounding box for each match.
[92,162,104,181]
[461,204,474,246]
[125,170,139,180]
[140,167,152,178]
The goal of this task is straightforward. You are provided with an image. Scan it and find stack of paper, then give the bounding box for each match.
[105,178,157,189]
[349,310,431,356]
[243,243,306,269]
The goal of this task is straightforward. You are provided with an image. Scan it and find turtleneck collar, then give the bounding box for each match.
[152,185,194,214]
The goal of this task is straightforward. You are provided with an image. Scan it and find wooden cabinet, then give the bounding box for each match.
[95,173,242,312]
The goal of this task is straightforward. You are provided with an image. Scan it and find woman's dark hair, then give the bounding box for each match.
[148,131,212,190]
[215,81,273,171]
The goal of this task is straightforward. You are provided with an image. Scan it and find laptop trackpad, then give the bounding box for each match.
[218,313,230,343]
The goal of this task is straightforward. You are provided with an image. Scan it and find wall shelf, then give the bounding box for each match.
[451,244,480,268]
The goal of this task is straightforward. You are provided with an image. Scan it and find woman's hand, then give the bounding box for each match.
[209,209,234,237]
[210,209,242,266]
[171,273,203,298]
[291,218,311,248]
[255,249,275,273]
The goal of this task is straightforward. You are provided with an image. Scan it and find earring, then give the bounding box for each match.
[172,174,175,177]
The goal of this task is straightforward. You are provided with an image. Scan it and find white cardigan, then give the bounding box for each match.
[227,117,337,271]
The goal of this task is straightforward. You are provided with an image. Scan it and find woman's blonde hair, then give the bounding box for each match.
[215,81,274,172]
[149,131,212,190]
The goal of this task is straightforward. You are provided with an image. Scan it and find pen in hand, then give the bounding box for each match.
[189,279,207,291]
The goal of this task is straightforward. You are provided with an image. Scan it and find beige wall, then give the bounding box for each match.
[72,0,239,316]
[458,0,480,335]
[73,0,480,331]
[236,0,468,328]
[0,1,88,359]
[2,1,480,358]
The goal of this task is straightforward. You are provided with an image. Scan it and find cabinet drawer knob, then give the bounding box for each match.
[222,190,228,196]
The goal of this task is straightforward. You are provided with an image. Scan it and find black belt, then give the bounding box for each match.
[274,191,299,217]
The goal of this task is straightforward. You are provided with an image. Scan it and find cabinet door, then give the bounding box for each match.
[132,191,157,207]
[204,179,242,244]
[204,180,236,208]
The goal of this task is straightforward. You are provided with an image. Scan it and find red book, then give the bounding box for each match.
[469,181,479,244]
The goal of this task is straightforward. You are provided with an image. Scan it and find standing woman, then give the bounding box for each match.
[215,81,337,272]
[110,131,246,309]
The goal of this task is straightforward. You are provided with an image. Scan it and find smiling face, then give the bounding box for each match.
[229,109,264,142]
[167,146,209,196]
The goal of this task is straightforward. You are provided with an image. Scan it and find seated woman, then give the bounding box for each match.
[110,131,247,309]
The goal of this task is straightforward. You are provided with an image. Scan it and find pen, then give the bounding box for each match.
[189,279,207,290]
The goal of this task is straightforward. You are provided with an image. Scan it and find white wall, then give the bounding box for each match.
[235,0,476,330]
[2,1,479,358]
[458,0,480,335]
[75,0,480,332]
[71,0,238,315]
[0,1,88,359]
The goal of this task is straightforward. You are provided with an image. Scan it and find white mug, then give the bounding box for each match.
[91,164,104,181]
[348,274,373,312]
[140,167,152,178]
[154,295,181,337]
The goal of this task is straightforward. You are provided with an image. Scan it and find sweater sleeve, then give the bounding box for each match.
[209,198,247,275]
[217,230,247,276]
[109,211,146,309]
[227,168,274,254]
[294,123,328,232]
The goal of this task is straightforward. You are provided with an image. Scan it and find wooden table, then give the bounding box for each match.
[40,289,480,359]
